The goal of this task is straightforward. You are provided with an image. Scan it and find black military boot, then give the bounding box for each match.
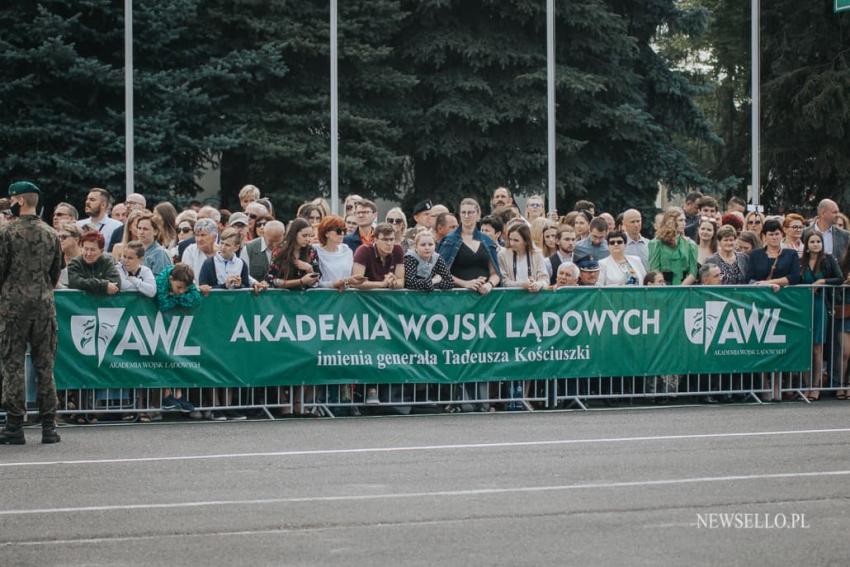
[41,415,61,444]
[0,414,25,445]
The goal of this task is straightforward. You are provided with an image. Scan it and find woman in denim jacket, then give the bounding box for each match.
[437,198,501,295]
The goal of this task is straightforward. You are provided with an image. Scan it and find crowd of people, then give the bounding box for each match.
[2,183,848,420]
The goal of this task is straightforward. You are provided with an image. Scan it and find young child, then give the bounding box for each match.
[118,240,157,297]
[151,263,202,419]
[643,270,666,286]
[155,263,202,312]
[198,227,250,289]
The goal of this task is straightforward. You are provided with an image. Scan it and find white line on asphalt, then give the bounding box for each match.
[1,469,848,517]
[1,427,849,469]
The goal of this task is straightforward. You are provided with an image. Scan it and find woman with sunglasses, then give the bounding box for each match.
[314,215,365,290]
[598,230,645,286]
[56,221,82,288]
[782,213,806,257]
[385,207,409,251]
[744,211,765,240]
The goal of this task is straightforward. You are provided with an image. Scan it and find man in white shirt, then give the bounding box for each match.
[77,188,122,246]
[622,209,649,271]
[180,218,218,286]
[806,198,849,258]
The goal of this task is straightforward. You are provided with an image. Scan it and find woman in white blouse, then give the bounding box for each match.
[598,230,645,286]
[314,215,365,290]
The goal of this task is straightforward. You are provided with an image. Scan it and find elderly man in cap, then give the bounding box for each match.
[576,256,600,286]
[0,182,62,444]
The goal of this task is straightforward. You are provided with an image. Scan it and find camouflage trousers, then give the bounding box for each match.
[0,312,58,418]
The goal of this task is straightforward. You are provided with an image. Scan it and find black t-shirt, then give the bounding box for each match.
[451,242,490,281]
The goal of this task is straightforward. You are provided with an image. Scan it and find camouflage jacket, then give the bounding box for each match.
[0,214,62,315]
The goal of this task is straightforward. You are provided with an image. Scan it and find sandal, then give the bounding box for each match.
[806,391,820,401]
[836,390,847,400]
[138,413,151,423]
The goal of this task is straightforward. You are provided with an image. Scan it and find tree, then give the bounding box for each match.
[0,0,285,212]
[214,0,417,215]
[398,0,717,214]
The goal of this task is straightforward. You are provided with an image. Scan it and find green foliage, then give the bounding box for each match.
[400,0,716,214]
[658,0,850,212]
[1,0,717,218]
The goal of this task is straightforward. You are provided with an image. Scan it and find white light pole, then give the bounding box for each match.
[750,0,760,210]
[124,0,135,197]
[330,0,339,214]
[546,0,556,215]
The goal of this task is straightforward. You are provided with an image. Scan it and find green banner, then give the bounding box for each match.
[54,286,813,389]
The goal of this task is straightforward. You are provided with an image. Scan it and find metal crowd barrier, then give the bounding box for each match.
[8,283,848,422]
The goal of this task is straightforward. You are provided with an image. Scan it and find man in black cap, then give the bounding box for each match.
[412,200,433,230]
[0,181,62,444]
[575,256,600,286]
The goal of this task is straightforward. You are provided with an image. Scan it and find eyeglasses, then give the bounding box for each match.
[178,227,193,234]
[248,213,260,220]
[608,239,625,245]
[527,203,543,209]
[58,234,72,241]
[459,210,477,217]
[387,218,405,224]
[332,227,346,235]
[788,225,804,230]
[255,221,267,229]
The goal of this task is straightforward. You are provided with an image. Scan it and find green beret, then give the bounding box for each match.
[8,181,41,197]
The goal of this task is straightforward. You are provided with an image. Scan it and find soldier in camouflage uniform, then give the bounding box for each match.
[0,181,62,444]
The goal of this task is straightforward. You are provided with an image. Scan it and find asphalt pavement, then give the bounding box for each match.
[1,402,849,566]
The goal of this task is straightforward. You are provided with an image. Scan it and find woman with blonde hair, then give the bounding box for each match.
[696,217,718,265]
[113,208,151,261]
[385,207,409,250]
[648,207,698,285]
[530,217,558,258]
[744,211,765,240]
